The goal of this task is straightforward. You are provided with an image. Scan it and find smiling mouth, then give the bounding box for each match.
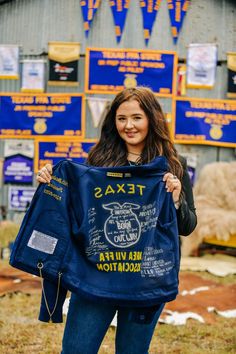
[125,132,137,137]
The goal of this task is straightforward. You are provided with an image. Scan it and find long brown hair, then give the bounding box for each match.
[87,87,183,179]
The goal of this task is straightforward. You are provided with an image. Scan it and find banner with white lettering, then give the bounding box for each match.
[35,140,96,172]
[8,186,36,211]
[187,43,217,89]
[0,45,19,79]
[21,60,45,93]
[3,140,34,184]
[48,42,80,86]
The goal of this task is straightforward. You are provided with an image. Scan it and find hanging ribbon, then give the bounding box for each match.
[109,0,130,43]
[167,0,189,44]
[139,0,162,45]
[177,64,186,96]
[87,97,111,128]
[80,0,101,38]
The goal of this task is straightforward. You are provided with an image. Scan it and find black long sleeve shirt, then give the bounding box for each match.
[177,156,197,236]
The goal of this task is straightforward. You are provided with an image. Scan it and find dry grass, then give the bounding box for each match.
[0,289,235,354]
[0,221,20,248]
[0,222,236,353]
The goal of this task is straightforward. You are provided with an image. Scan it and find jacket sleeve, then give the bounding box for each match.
[176,156,197,236]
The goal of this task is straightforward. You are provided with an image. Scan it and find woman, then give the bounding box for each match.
[37,87,197,354]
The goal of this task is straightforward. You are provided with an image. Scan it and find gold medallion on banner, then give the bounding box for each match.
[209,124,223,140]
[124,74,137,88]
[34,119,47,134]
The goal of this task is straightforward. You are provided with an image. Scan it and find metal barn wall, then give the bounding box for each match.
[0,0,235,218]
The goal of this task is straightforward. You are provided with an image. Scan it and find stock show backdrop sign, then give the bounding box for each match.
[0,94,85,139]
[8,186,36,211]
[85,48,177,96]
[173,97,236,148]
[35,140,97,172]
[3,140,34,184]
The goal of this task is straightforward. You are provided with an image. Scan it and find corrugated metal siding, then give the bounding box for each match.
[0,0,235,57]
[0,0,235,214]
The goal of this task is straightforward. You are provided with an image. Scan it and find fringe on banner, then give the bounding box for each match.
[87,97,111,128]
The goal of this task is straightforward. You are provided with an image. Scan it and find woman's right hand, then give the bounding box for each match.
[36,164,53,183]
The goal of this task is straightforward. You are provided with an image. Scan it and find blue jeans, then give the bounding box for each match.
[61,294,165,354]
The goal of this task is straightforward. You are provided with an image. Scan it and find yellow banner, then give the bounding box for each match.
[48,42,80,63]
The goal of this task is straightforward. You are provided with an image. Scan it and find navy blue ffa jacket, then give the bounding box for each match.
[10,157,180,323]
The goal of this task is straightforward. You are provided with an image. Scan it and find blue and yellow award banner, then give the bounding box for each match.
[80,0,101,38]
[85,47,177,96]
[167,0,189,44]
[139,0,161,45]
[35,139,97,172]
[0,93,85,139]
[173,97,236,147]
[109,0,130,43]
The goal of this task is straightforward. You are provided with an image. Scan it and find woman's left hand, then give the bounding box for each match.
[163,173,182,205]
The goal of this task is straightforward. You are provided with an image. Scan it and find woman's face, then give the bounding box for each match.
[115,99,149,152]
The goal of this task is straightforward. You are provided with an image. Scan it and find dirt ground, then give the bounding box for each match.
[0,260,236,353]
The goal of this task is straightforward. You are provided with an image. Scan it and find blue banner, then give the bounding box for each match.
[85,48,177,96]
[140,0,161,45]
[80,0,101,37]
[167,0,189,44]
[8,186,36,211]
[0,94,85,139]
[174,98,236,147]
[109,0,130,43]
[36,140,96,171]
[3,139,34,184]
[4,155,33,184]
